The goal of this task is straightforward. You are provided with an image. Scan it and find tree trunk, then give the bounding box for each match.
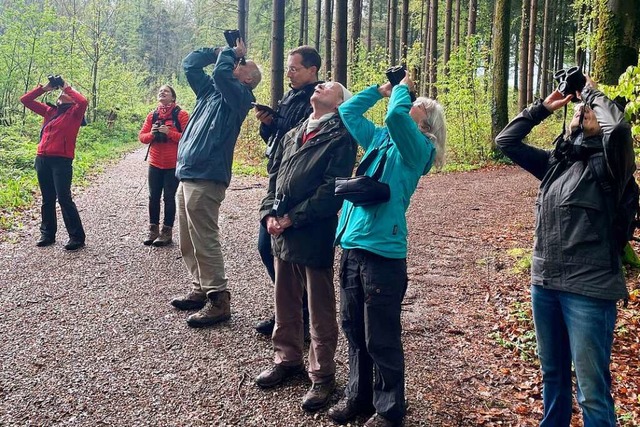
[444,0,453,67]
[299,0,309,46]
[324,0,333,79]
[526,0,537,104]
[518,0,530,111]
[467,0,477,37]
[491,0,511,142]
[539,0,551,96]
[388,0,398,64]
[315,0,322,51]
[350,0,362,59]
[238,0,247,41]
[421,0,430,94]
[271,0,285,107]
[513,28,519,91]
[400,0,409,64]
[454,0,461,48]
[366,0,373,51]
[593,0,640,85]
[334,0,348,84]
[429,0,438,98]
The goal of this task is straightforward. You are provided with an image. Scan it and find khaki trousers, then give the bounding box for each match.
[273,257,338,383]
[176,180,228,294]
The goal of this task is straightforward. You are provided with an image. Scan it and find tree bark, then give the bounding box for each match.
[518,0,531,111]
[400,0,409,64]
[350,0,362,60]
[491,0,511,142]
[388,0,398,64]
[315,0,322,51]
[366,0,373,51]
[444,0,453,67]
[428,0,438,98]
[467,0,477,37]
[539,0,551,96]
[526,0,537,104]
[454,0,461,48]
[271,0,285,107]
[334,0,348,84]
[324,0,333,79]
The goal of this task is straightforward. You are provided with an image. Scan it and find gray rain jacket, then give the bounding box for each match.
[495,88,634,300]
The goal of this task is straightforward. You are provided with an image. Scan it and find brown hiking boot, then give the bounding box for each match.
[301,379,336,412]
[328,397,375,424]
[186,291,231,328]
[170,290,207,311]
[153,225,172,247]
[143,224,159,246]
[255,363,305,388]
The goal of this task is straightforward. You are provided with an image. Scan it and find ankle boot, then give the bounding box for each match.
[186,291,231,328]
[153,225,173,246]
[143,224,160,246]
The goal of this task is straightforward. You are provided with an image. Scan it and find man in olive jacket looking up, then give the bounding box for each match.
[170,39,261,328]
[256,81,357,412]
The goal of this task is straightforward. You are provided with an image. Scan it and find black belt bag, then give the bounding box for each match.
[335,148,390,206]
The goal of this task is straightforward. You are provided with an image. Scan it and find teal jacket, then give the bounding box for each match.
[336,84,435,259]
[176,47,255,185]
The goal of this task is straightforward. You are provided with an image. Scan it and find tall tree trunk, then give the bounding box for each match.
[444,0,453,68]
[467,0,477,37]
[324,0,333,79]
[299,0,309,46]
[366,0,373,51]
[388,0,398,63]
[238,0,247,41]
[334,0,348,84]
[350,0,362,60]
[454,0,461,49]
[518,0,531,111]
[315,0,322,51]
[539,0,551,96]
[428,0,438,98]
[271,0,285,107]
[491,0,511,142]
[421,0,431,94]
[400,0,409,64]
[526,0,537,104]
[514,30,519,91]
[593,0,640,84]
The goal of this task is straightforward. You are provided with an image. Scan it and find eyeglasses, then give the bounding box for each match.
[287,66,308,73]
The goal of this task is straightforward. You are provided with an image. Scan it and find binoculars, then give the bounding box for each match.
[553,66,586,102]
[224,29,246,65]
[47,75,65,89]
[386,65,416,102]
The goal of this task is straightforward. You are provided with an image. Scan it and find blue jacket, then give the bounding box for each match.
[336,84,435,259]
[176,47,255,185]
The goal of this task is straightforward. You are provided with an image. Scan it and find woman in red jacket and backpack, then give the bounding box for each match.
[138,85,189,246]
[20,77,88,251]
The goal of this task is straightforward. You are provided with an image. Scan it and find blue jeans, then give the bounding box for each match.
[531,285,617,427]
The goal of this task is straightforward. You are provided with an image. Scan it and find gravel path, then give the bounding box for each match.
[0,148,541,426]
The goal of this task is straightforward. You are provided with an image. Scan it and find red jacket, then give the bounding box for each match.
[138,104,189,169]
[20,85,88,159]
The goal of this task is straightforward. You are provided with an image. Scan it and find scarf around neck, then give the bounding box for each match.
[306,112,336,133]
[156,102,176,119]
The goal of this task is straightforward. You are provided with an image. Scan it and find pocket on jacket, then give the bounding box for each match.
[559,204,610,267]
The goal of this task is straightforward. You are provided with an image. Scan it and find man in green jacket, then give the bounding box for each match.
[170,40,261,328]
[256,81,357,412]
[328,74,446,427]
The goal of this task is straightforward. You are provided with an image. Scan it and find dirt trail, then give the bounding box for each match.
[0,149,542,426]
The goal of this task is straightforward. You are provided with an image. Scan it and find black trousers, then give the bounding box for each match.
[339,248,408,423]
[35,155,85,241]
[148,165,179,227]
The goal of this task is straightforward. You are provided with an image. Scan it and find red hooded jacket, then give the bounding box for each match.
[20,85,88,159]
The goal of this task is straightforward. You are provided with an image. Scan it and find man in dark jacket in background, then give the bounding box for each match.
[253,45,322,336]
[495,77,633,427]
[255,81,356,412]
[170,39,261,328]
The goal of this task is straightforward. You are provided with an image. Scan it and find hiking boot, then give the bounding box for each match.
[170,290,207,311]
[36,235,55,247]
[301,379,336,412]
[64,239,85,251]
[186,291,231,328]
[328,398,375,424]
[255,363,305,389]
[143,224,160,246]
[364,413,402,427]
[255,316,275,335]
[153,225,172,247]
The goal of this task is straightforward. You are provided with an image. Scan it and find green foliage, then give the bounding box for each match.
[436,41,493,168]
[489,300,538,362]
[507,248,533,275]
[601,64,640,141]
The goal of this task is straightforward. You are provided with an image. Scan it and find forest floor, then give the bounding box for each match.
[0,148,638,426]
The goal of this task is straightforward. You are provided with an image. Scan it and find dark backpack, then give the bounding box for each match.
[152,105,182,132]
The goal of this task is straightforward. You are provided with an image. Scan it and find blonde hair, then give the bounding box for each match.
[415,96,446,168]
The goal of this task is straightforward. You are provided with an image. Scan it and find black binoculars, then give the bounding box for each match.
[224,29,246,65]
[553,66,586,102]
[386,65,416,102]
[152,120,168,142]
[47,75,65,89]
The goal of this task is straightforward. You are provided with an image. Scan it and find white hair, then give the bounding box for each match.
[415,96,446,168]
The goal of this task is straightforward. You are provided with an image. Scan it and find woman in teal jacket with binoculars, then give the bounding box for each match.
[328,74,446,427]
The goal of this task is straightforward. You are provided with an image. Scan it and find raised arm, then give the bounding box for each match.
[338,85,381,150]
[20,85,50,117]
[182,48,220,98]
[213,47,254,112]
